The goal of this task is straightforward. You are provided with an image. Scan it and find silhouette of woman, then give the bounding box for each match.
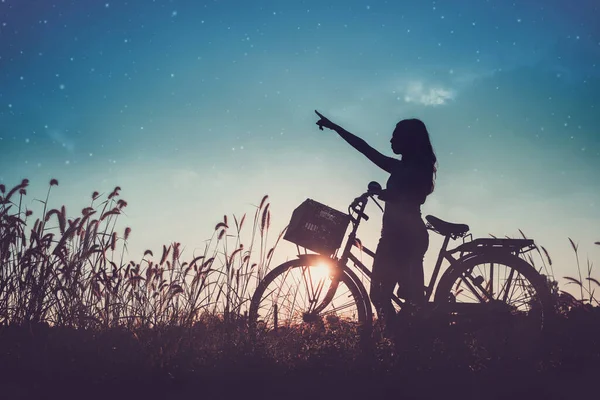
[314,110,436,329]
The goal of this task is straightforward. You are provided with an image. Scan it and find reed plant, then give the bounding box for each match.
[559,238,600,308]
[0,178,285,331]
[507,229,600,312]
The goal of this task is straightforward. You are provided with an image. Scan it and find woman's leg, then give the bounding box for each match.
[403,254,426,306]
[370,221,429,327]
[369,236,397,327]
[396,221,429,307]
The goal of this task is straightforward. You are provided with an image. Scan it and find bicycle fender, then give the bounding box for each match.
[295,253,337,266]
[295,254,359,281]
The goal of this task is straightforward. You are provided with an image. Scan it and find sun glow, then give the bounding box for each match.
[311,261,335,283]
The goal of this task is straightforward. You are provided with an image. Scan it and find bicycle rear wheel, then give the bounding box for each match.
[434,252,553,333]
[248,255,371,349]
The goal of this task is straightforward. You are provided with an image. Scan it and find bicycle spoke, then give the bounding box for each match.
[461,273,487,303]
[322,300,360,316]
[501,267,515,303]
[301,265,316,305]
[490,262,494,299]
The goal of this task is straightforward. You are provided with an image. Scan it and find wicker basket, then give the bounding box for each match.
[283,199,350,255]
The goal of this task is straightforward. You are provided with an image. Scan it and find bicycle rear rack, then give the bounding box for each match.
[450,238,536,256]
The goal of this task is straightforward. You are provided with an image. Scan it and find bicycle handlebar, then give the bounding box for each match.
[348,182,385,222]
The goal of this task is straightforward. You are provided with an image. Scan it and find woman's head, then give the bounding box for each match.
[390,118,437,191]
[390,119,432,157]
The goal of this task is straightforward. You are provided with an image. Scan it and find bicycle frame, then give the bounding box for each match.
[297,185,538,317]
[330,191,488,306]
[334,195,455,305]
[324,192,450,306]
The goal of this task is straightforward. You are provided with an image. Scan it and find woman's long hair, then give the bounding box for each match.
[396,118,437,194]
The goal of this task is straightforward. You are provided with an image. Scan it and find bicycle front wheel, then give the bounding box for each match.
[249,255,371,344]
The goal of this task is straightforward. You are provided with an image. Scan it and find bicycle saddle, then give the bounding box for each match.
[425,215,470,237]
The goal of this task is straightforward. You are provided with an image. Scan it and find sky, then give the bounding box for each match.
[1,0,599,290]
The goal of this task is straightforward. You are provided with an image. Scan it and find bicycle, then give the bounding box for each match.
[248,181,553,343]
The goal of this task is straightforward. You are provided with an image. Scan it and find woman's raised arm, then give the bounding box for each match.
[315,110,398,173]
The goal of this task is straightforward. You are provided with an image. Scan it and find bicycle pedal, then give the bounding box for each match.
[472,276,484,286]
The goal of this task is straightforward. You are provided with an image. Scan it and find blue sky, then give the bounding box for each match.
[1,0,599,285]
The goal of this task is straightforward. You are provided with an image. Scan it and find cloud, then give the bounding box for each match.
[319,76,457,130]
[403,81,455,106]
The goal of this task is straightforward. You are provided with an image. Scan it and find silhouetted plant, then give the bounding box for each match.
[0,178,285,330]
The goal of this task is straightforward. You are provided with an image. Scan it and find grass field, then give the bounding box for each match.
[1,178,599,400]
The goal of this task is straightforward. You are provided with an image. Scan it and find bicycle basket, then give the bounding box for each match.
[283,199,350,256]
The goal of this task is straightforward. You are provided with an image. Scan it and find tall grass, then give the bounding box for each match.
[560,238,600,308]
[507,229,600,312]
[0,178,285,330]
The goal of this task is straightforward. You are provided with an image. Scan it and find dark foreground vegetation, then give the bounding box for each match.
[1,179,599,399]
[2,312,600,400]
